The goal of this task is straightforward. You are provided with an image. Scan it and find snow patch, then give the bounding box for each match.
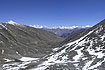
[83,58,95,70]
[19,57,39,62]
[73,47,84,62]
[52,48,60,51]
[3,62,31,70]
[4,58,12,62]
[2,57,39,70]
[7,20,18,25]
[87,47,104,58]
[1,50,4,54]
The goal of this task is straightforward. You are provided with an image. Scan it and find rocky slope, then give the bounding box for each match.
[28,19,105,70]
[0,22,64,67]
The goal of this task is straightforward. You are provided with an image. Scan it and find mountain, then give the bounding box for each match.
[31,25,90,38]
[2,19,105,70]
[26,19,105,70]
[0,21,64,69]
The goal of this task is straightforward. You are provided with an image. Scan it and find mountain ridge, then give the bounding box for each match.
[29,19,105,70]
[1,19,105,70]
[0,22,64,64]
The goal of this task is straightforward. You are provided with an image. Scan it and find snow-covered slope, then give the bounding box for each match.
[29,19,105,70]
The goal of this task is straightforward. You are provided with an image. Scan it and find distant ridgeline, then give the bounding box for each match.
[31,25,91,38]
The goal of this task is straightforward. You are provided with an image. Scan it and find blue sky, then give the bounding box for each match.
[0,0,105,27]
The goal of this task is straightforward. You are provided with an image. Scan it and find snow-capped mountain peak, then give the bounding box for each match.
[7,20,18,25]
[30,25,91,29]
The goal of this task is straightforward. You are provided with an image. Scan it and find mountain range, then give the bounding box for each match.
[31,25,91,38]
[1,19,105,70]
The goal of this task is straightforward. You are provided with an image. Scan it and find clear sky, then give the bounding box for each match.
[0,0,105,27]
